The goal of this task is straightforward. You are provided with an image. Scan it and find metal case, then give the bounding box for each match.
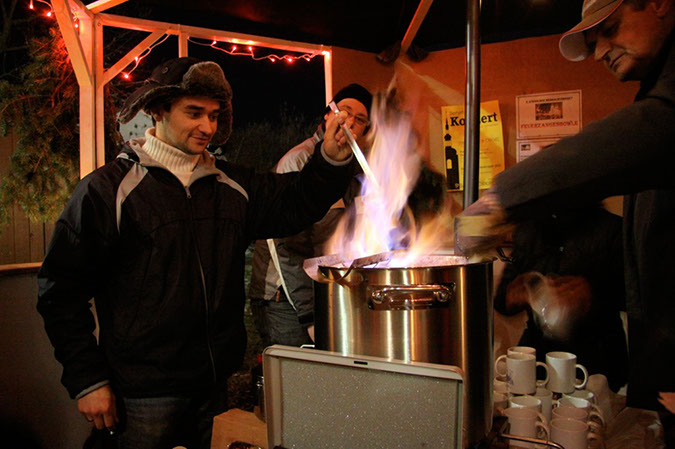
[263,345,464,449]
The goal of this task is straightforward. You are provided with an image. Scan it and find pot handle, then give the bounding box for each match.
[368,284,455,311]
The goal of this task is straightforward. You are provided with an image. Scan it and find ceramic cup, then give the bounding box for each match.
[504,407,550,449]
[551,418,602,449]
[556,397,605,428]
[495,352,549,395]
[508,395,543,413]
[494,391,509,416]
[496,346,537,376]
[534,387,553,423]
[552,405,603,433]
[565,389,597,404]
[545,351,588,394]
[495,379,510,394]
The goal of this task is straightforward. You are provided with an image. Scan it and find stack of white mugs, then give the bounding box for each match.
[494,346,605,449]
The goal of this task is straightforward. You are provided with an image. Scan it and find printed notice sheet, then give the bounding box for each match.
[516,90,582,139]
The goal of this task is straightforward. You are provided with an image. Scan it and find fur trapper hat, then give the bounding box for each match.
[118,57,233,145]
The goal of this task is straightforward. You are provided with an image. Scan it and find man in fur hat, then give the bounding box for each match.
[249,83,372,348]
[37,57,357,448]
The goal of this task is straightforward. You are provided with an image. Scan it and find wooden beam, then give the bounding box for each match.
[178,30,189,57]
[87,0,129,14]
[52,0,93,87]
[94,16,106,168]
[401,0,435,54]
[103,30,166,85]
[98,13,324,54]
[323,48,333,106]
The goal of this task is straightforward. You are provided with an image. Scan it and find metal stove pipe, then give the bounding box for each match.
[464,0,481,208]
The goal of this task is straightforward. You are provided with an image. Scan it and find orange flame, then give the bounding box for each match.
[326,93,453,265]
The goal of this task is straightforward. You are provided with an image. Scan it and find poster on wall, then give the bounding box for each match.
[517,137,560,162]
[441,100,505,191]
[516,90,582,139]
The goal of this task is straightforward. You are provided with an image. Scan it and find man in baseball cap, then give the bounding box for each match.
[456,0,675,443]
[37,57,358,448]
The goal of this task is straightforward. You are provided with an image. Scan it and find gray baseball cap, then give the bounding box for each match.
[559,0,624,61]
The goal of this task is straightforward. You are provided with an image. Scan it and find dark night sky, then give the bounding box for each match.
[115,35,328,127]
[3,3,327,128]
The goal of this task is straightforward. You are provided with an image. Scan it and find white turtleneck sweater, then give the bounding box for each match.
[142,128,201,186]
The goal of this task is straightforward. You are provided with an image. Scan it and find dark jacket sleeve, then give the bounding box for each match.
[495,54,675,219]
[36,175,116,399]
[244,143,354,241]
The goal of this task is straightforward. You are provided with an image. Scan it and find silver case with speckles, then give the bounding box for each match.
[263,345,464,448]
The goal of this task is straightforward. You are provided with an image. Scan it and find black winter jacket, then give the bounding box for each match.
[37,142,352,399]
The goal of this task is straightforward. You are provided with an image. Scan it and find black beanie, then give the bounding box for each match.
[329,83,372,115]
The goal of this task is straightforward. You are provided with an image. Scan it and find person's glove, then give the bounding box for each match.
[454,191,512,257]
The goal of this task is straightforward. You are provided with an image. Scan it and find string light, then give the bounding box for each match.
[119,34,170,80]
[27,3,328,80]
[29,0,52,15]
[189,37,321,64]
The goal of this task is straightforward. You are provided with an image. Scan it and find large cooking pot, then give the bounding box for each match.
[313,255,494,447]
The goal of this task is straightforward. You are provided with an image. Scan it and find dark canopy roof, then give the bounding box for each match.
[103,0,585,54]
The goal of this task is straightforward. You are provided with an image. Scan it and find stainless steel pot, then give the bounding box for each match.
[313,255,494,447]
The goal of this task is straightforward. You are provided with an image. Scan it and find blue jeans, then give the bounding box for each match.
[104,391,227,449]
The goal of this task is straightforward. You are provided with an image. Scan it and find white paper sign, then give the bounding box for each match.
[516,90,582,139]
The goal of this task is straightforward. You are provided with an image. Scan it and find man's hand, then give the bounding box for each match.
[549,275,592,318]
[323,110,353,161]
[454,191,512,257]
[306,325,315,342]
[77,385,118,431]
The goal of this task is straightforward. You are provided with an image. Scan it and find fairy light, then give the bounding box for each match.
[188,37,322,65]
[29,0,52,15]
[118,34,171,80]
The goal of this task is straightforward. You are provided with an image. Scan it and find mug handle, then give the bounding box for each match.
[588,430,605,449]
[535,420,550,440]
[588,408,606,428]
[535,361,549,387]
[494,354,508,380]
[575,363,589,389]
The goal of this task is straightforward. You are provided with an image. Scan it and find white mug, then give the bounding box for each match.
[496,346,537,375]
[552,405,603,433]
[495,353,549,395]
[557,397,605,428]
[508,395,542,413]
[494,391,509,416]
[504,408,550,448]
[494,379,510,394]
[534,387,553,424]
[545,351,588,394]
[551,418,602,449]
[565,389,597,404]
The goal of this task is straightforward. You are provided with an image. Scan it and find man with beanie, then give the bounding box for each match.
[36,57,357,448]
[249,83,372,347]
[456,0,675,444]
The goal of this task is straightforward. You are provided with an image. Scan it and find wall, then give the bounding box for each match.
[332,34,637,214]
[0,270,91,448]
[331,46,395,99]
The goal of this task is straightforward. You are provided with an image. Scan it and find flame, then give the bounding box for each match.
[326,93,454,265]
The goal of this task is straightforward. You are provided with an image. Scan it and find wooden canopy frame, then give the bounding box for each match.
[51,0,435,178]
